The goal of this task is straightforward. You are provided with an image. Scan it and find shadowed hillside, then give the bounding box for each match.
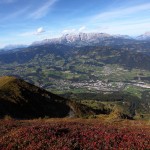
[0,76,97,119]
[0,76,70,118]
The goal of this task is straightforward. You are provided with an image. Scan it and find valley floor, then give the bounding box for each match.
[0,118,149,150]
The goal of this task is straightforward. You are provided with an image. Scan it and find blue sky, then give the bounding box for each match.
[0,0,150,48]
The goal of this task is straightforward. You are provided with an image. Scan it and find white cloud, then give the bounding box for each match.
[29,0,58,19]
[87,17,150,36]
[70,3,150,36]
[92,3,150,21]
[20,27,46,37]
[78,26,86,32]
[36,27,45,34]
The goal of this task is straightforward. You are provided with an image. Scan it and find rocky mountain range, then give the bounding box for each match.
[32,32,134,46]
[1,32,150,50]
[32,32,150,47]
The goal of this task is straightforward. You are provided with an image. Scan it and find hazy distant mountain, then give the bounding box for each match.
[136,32,150,40]
[32,32,133,46]
[1,44,28,51]
[1,32,150,49]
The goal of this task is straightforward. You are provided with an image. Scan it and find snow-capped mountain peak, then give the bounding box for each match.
[31,32,133,46]
[136,31,150,40]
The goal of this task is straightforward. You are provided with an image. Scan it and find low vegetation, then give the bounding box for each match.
[0,119,149,150]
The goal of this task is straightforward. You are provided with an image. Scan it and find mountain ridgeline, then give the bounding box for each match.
[0,32,150,70]
[31,32,150,46]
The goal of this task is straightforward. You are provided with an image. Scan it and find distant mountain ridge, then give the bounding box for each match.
[1,44,28,51]
[1,32,150,50]
[0,43,150,70]
[32,32,134,46]
[136,32,150,40]
[31,32,150,47]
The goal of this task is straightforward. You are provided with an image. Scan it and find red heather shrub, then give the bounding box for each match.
[0,120,149,150]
